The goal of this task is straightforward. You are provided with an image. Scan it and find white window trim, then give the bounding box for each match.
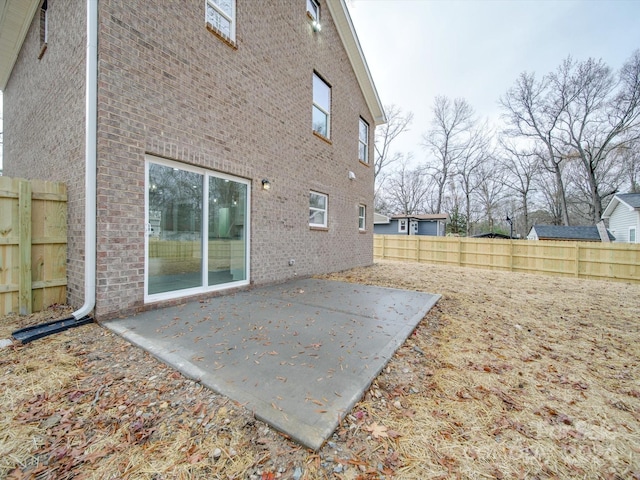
[358,204,366,231]
[398,219,407,233]
[359,118,369,164]
[41,1,48,44]
[310,191,328,228]
[313,73,331,138]
[307,0,320,21]
[206,0,236,41]
[630,226,637,243]
[144,155,250,303]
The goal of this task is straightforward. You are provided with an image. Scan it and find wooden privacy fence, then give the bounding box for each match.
[374,235,640,284]
[0,177,67,315]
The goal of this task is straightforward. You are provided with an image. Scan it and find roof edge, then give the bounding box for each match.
[326,0,386,125]
[0,0,41,91]
[602,194,640,218]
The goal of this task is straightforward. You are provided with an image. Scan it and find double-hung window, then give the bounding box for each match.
[358,118,369,164]
[630,226,637,243]
[313,73,331,138]
[206,0,235,41]
[309,191,328,228]
[358,205,366,231]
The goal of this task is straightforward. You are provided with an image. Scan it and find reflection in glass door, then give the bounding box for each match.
[208,178,247,285]
[146,157,250,300]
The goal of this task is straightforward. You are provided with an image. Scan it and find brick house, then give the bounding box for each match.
[0,0,385,320]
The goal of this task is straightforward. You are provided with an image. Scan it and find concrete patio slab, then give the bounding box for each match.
[104,278,440,450]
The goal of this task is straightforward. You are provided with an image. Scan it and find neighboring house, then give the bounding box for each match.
[374,214,448,236]
[527,225,615,242]
[0,0,385,320]
[601,193,640,243]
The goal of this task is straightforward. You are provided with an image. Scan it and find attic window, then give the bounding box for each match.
[38,0,48,59]
[206,0,236,42]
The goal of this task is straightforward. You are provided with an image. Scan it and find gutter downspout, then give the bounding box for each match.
[73,0,98,320]
[10,0,97,344]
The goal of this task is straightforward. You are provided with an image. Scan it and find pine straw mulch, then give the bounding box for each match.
[1,260,639,479]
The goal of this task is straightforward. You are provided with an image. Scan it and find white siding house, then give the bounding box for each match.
[602,193,640,243]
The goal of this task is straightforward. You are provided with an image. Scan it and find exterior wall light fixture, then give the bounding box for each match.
[312,20,321,32]
[262,179,271,190]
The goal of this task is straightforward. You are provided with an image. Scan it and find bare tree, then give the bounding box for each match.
[422,96,475,214]
[384,158,430,215]
[374,105,414,210]
[498,138,541,237]
[475,160,505,232]
[374,104,413,181]
[534,163,566,225]
[500,67,574,226]
[455,123,492,235]
[617,138,640,193]
[558,51,640,221]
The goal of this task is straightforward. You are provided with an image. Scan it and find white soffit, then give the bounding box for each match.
[0,0,40,90]
[326,0,386,126]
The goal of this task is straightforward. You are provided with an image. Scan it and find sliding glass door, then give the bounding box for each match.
[145,157,250,301]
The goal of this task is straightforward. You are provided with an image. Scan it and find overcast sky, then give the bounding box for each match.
[347,0,640,160]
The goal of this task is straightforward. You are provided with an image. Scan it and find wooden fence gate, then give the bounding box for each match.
[0,177,67,315]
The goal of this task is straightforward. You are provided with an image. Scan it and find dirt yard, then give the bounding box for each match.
[1,260,639,479]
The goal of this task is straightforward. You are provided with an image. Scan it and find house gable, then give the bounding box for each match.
[602,193,640,243]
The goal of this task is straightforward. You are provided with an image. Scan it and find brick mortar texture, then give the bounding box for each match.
[6,0,377,320]
[4,0,87,309]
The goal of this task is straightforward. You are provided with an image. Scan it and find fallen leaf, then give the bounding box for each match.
[365,422,388,439]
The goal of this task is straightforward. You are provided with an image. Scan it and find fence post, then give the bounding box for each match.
[19,180,33,315]
[574,242,580,278]
[457,237,462,266]
[509,239,514,271]
[415,237,420,262]
[381,235,386,259]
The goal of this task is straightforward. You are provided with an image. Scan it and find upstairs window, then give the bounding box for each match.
[40,0,48,44]
[206,0,235,41]
[312,73,331,138]
[358,118,369,164]
[307,0,321,31]
[310,191,328,228]
[307,0,320,22]
[38,0,48,59]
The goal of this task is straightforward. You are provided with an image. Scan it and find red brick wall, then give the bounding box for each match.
[6,0,376,319]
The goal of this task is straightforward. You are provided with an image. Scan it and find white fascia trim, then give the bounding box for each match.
[603,195,640,218]
[326,0,386,126]
[0,0,41,90]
